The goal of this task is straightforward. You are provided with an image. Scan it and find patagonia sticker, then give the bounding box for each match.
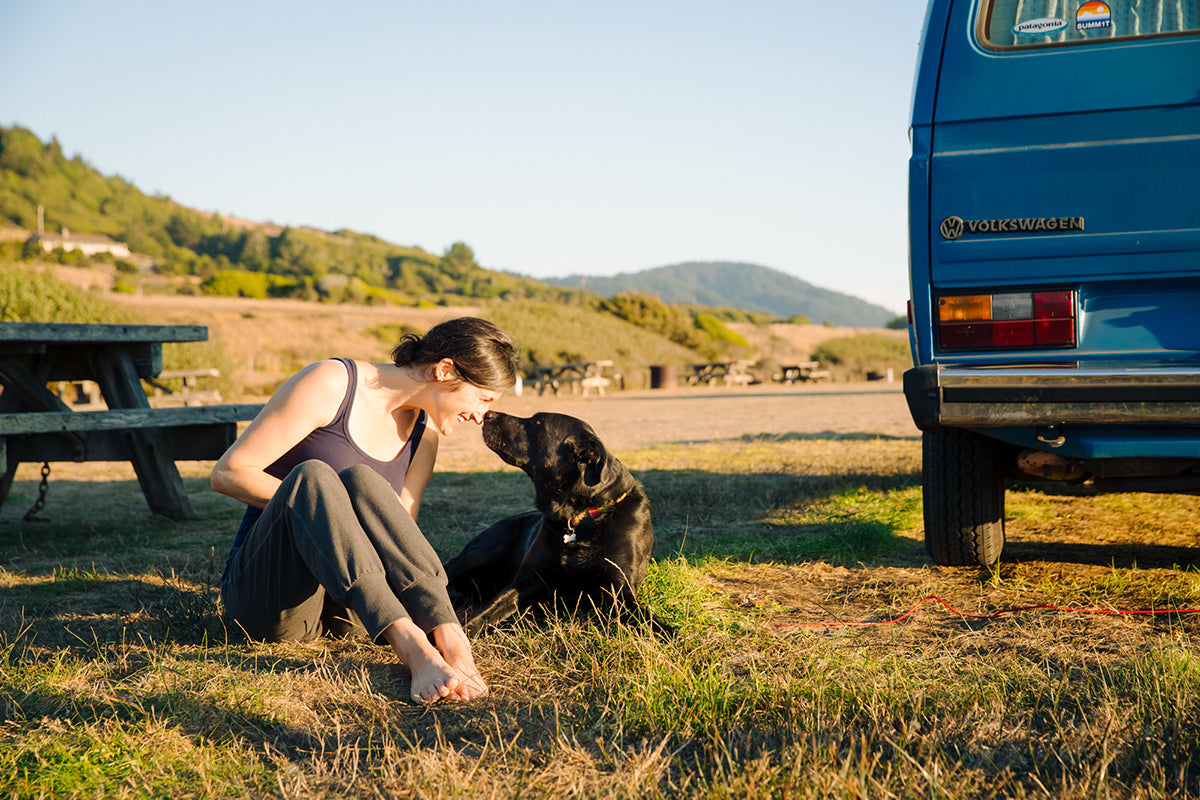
[1076,2,1112,30]
[1013,17,1068,36]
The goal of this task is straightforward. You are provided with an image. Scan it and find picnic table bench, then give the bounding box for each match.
[59,367,228,410]
[148,367,225,407]
[0,322,262,521]
[776,361,831,383]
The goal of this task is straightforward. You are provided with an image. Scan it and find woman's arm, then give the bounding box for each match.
[211,360,348,508]
[399,424,439,522]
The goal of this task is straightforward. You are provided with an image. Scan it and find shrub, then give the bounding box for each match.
[694,313,749,349]
[0,263,131,323]
[811,333,912,379]
[202,269,272,298]
[600,291,703,350]
[0,262,236,397]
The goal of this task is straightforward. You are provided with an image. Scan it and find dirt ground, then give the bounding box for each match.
[435,380,918,469]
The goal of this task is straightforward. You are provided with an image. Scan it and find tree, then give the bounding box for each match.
[439,241,477,281]
[235,229,271,270]
[0,126,48,177]
[165,212,205,250]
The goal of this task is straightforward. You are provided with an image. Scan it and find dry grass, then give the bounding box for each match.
[99,289,900,397]
[104,293,483,397]
[3,435,1200,798]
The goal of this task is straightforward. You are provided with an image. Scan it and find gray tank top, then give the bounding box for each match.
[264,357,424,490]
[227,357,425,561]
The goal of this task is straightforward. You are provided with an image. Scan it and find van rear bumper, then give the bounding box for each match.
[904,363,1200,432]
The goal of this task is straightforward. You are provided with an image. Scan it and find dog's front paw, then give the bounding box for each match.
[464,587,522,636]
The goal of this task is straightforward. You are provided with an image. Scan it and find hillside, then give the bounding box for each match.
[1,264,723,394]
[1,125,902,331]
[547,261,899,327]
[0,125,574,307]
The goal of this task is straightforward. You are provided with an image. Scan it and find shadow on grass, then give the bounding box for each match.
[0,573,227,652]
[1,589,650,785]
[0,636,566,778]
[635,468,923,567]
[3,459,925,576]
[1001,540,1200,570]
[0,460,928,669]
[0,573,580,763]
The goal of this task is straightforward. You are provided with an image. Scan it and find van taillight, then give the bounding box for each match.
[937,290,1075,350]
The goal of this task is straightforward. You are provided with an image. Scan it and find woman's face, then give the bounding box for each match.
[431,378,503,436]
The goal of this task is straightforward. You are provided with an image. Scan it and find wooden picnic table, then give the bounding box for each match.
[688,360,755,387]
[528,361,614,396]
[0,322,262,521]
[688,362,732,385]
[776,361,831,383]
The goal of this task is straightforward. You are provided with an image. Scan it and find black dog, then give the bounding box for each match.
[445,411,669,635]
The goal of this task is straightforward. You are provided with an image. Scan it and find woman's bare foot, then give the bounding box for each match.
[432,623,489,701]
[382,618,461,703]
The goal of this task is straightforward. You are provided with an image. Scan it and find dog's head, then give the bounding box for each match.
[482,411,624,509]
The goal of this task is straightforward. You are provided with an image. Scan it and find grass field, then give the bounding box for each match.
[2,436,1200,798]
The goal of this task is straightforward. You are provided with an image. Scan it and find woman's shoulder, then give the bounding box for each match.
[287,358,351,390]
[304,357,354,379]
[268,359,352,416]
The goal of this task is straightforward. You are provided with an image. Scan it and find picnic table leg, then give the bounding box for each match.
[0,374,19,513]
[88,346,197,521]
[0,434,14,514]
[0,356,68,517]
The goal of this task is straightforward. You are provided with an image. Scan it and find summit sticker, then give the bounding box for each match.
[1076,2,1112,31]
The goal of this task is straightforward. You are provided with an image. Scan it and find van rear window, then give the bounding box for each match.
[981,0,1200,49]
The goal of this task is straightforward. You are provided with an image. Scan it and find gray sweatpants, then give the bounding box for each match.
[221,460,460,643]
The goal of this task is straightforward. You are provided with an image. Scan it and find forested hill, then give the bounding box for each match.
[0,125,571,305]
[548,262,898,328]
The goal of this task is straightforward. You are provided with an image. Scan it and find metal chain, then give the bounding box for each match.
[22,462,51,523]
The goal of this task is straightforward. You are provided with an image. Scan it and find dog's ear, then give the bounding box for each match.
[565,432,608,487]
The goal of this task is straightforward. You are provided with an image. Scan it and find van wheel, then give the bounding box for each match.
[922,428,1005,566]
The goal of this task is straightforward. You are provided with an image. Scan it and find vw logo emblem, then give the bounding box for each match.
[940,216,964,240]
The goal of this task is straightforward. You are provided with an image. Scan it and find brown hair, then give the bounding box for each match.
[391,317,519,391]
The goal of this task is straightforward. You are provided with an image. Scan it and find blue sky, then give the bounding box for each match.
[1,1,929,314]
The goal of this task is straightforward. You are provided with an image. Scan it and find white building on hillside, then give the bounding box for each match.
[27,227,132,259]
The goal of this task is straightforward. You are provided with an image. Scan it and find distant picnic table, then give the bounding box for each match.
[776,361,831,383]
[528,360,614,396]
[687,360,755,387]
[0,322,262,521]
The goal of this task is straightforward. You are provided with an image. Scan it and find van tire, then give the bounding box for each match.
[922,428,1005,566]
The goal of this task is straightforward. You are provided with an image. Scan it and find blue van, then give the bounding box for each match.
[904,0,1200,566]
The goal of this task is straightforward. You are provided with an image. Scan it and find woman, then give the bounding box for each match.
[211,317,519,703]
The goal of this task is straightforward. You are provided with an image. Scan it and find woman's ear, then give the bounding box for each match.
[433,358,459,383]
